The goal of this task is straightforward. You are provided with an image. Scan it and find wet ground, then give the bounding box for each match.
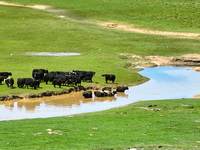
[1,66,200,121]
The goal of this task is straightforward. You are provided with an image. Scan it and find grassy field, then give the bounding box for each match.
[0,0,200,149]
[3,0,200,32]
[0,2,199,96]
[0,98,200,149]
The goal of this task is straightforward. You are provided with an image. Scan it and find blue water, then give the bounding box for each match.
[1,66,200,121]
[130,66,200,100]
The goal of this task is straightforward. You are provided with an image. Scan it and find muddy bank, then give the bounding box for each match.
[0,86,90,101]
[0,85,122,101]
[120,53,200,69]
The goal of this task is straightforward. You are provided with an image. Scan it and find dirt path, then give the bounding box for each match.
[1,1,199,39]
[97,22,200,38]
[0,1,49,9]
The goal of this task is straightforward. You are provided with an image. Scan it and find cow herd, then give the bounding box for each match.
[0,70,129,98]
[0,69,118,89]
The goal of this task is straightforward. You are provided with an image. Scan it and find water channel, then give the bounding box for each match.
[1,66,200,121]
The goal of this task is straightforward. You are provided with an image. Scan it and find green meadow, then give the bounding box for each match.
[4,0,200,32]
[0,0,199,96]
[0,0,200,149]
[0,98,200,149]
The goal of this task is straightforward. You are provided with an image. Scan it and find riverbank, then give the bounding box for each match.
[120,53,200,68]
[0,86,93,101]
[1,58,200,101]
[2,66,200,121]
[0,85,122,101]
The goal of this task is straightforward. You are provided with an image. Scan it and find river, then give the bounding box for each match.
[1,66,200,121]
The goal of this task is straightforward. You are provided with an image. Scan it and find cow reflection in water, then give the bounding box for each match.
[93,95,117,102]
[0,90,120,113]
[0,100,41,111]
[17,101,41,111]
[116,92,128,98]
[1,101,15,108]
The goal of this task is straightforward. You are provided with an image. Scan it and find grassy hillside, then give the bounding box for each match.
[4,0,200,32]
[0,98,200,149]
[0,2,199,96]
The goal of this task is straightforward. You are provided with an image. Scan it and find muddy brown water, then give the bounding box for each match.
[1,66,200,121]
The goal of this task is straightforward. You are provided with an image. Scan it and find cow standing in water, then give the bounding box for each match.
[116,86,129,92]
[82,91,92,98]
[102,74,116,83]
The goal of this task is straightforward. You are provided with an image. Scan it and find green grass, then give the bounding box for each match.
[4,0,200,32]
[0,3,200,96]
[0,1,200,149]
[0,4,199,96]
[0,98,200,149]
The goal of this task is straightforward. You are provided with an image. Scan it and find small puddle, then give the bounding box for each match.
[1,66,200,121]
[26,52,80,56]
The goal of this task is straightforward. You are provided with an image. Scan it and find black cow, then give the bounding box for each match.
[24,78,39,89]
[72,70,85,80]
[24,78,33,89]
[4,78,14,88]
[52,74,66,86]
[52,79,62,88]
[102,87,112,91]
[72,70,95,82]
[74,76,82,86]
[94,91,105,97]
[32,69,48,81]
[44,73,50,84]
[83,71,95,82]
[103,90,117,96]
[0,72,12,77]
[102,74,116,83]
[116,86,129,92]
[34,79,41,88]
[43,72,59,84]
[0,76,8,84]
[49,73,57,82]
[82,91,92,98]
[65,72,76,84]
[17,78,26,88]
